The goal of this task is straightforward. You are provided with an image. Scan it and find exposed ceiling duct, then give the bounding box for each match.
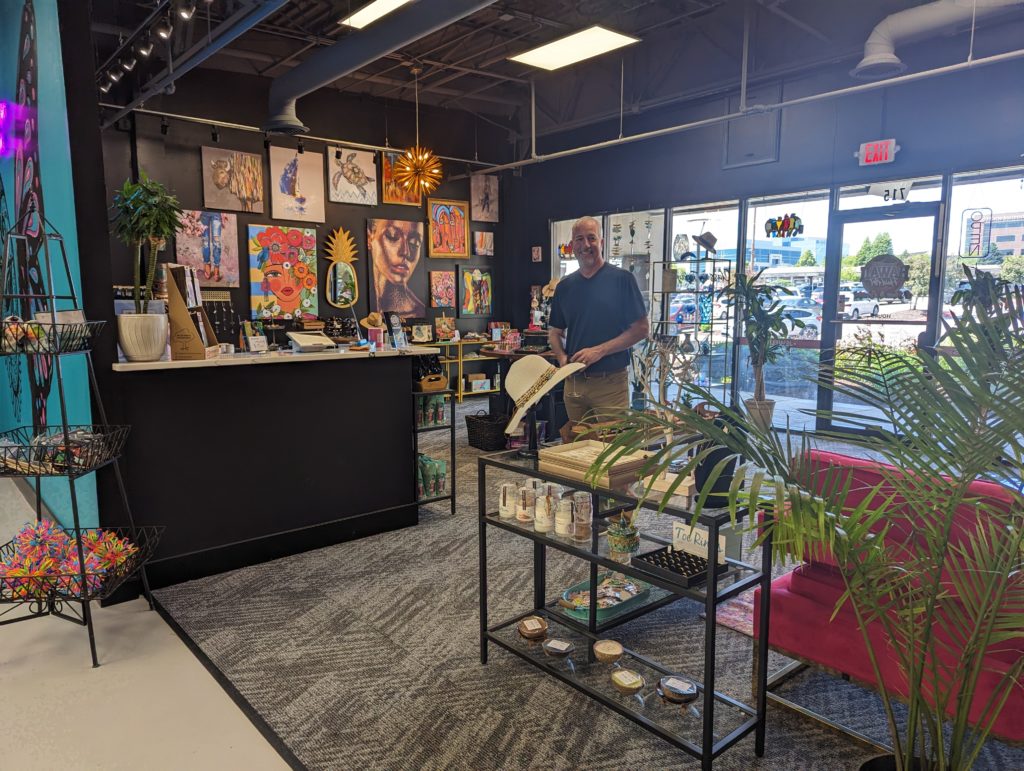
[851,0,1023,80]
[264,0,499,134]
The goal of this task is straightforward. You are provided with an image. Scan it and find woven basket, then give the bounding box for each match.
[465,411,508,451]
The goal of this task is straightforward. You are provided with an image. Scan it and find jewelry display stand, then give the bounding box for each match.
[0,203,162,667]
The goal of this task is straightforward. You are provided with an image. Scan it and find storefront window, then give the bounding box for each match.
[550,217,582,279]
[946,166,1024,304]
[740,191,830,430]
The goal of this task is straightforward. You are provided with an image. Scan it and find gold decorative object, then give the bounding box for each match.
[517,615,548,640]
[593,639,624,664]
[395,67,442,195]
[323,227,359,309]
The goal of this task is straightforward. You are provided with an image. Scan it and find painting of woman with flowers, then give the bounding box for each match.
[248,225,319,320]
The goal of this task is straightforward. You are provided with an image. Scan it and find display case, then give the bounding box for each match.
[413,389,456,514]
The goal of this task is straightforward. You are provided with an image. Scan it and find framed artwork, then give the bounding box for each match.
[434,315,456,341]
[269,146,325,223]
[428,198,469,258]
[175,211,240,288]
[459,266,493,318]
[429,271,456,308]
[381,150,422,206]
[473,231,494,257]
[470,174,498,222]
[367,219,426,319]
[201,146,264,213]
[411,324,433,343]
[328,147,377,205]
[248,224,318,320]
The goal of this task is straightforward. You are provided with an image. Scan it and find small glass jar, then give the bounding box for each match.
[555,499,574,536]
[572,492,593,543]
[534,495,555,533]
[498,482,518,519]
[517,487,536,523]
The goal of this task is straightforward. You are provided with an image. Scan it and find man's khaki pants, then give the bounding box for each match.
[562,369,629,440]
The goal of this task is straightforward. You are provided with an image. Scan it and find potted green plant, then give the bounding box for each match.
[111,170,182,362]
[593,275,1024,771]
[717,269,800,430]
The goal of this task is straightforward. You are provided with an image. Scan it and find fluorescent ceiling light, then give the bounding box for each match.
[509,25,639,71]
[339,0,413,29]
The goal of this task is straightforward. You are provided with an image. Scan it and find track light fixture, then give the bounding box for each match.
[137,36,154,57]
[155,17,173,40]
[99,82,111,94]
[121,56,137,72]
[107,69,122,83]
[335,148,342,160]
[160,117,169,136]
[177,2,196,20]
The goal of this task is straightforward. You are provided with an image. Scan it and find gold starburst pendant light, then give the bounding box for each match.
[394,67,442,195]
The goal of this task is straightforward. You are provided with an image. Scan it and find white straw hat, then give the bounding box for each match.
[504,355,584,434]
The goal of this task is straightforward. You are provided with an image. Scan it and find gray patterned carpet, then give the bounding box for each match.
[154,400,1023,770]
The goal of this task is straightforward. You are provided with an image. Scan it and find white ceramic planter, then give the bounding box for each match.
[744,398,776,431]
[118,313,168,362]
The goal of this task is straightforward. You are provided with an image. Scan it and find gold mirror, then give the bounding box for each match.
[323,227,359,309]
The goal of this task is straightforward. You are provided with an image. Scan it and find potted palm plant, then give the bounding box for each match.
[718,269,799,430]
[593,274,1024,771]
[111,170,182,361]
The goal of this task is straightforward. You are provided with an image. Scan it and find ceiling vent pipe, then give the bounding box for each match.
[851,0,1022,80]
[264,0,498,134]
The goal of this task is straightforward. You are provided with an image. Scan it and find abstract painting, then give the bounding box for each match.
[328,147,377,205]
[269,146,325,223]
[367,219,426,319]
[381,150,421,206]
[202,146,264,213]
[434,315,456,341]
[473,231,494,257]
[470,174,498,222]
[430,270,456,308]
[428,198,469,258]
[175,210,240,288]
[248,225,318,320]
[459,266,493,318]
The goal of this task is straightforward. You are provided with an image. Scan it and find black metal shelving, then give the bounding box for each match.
[477,449,772,770]
[413,389,456,514]
[0,205,160,667]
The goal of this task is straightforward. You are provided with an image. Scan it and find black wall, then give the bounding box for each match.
[101,66,517,340]
[506,48,1024,328]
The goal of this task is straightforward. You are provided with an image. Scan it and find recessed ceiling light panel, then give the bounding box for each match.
[509,25,639,71]
[339,0,413,29]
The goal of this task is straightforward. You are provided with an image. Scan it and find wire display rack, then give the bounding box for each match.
[0,203,160,666]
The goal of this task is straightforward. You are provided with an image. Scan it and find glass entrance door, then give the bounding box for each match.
[818,202,942,433]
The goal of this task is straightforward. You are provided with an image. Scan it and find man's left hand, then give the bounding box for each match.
[570,345,606,368]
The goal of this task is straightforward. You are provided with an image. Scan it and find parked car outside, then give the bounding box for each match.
[839,289,880,320]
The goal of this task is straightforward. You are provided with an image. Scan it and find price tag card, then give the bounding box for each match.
[523,618,542,631]
[246,335,268,352]
[672,521,727,565]
[547,639,571,652]
[665,677,693,691]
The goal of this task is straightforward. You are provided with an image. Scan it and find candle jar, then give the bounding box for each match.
[572,492,593,543]
[517,487,536,523]
[498,482,518,519]
[534,495,555,533]
[555,499,574,536]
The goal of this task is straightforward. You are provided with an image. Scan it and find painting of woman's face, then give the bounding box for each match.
[368,219,426,318]
[248,225,318,320]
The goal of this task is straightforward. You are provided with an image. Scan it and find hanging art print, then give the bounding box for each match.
[174,211,240,287]
[430,270,456,308]
[367,219,426,318]
[248,225,318,320]
[473,231,494,257]
[459,267,493,318]
[428,198,469,258]
[201,146,264,213]
[381,150,421,206]
[328,147,377,205]
[269,146,325,223]
[470,174,498,222]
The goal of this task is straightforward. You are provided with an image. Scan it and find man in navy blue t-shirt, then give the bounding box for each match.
[548,217,649,436]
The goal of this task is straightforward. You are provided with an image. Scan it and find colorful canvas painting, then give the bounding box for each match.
[381,150,421,206]
[367,219,426,319]
[269,146,325,223]
[459,267,493,318]
[435,315,457,341]
[202,146,264,213]
[470,174,498,222]
[428,198,469,258]
[174,210,240,288]
[248,225,318,320]
[430,270,456,308]
[328,147,377,205]
[473,231,494,257]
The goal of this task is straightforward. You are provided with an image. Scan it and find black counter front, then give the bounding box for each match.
[107,349,433,589]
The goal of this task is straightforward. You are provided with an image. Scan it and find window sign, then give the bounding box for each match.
[867,180,913,203]
[959,207,994,259]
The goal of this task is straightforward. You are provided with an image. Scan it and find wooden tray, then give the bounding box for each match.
[538,440,650,488]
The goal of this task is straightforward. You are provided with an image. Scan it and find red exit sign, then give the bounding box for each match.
[856,138,900,166]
